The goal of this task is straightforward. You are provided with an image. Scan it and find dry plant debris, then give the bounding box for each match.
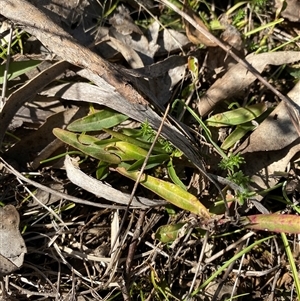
[0,0,300,300]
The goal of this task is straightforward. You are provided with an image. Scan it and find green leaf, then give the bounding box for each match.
[67,109,129,132]
[221,122,256,150]
[127,154,170,171]
[167,158,187,190]
[206,103,267,127]
[155,223,186,243]
[107,141,148,161]
[96,162,109,180]
[53,128,121,164]
[104,128,169,154]
[78,133,118,146]
[0,60,42,84]
[116,167,211,219]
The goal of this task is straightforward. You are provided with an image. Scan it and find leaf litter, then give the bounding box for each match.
[0,0,300,300]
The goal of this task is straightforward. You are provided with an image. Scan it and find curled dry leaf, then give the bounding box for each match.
[0,205,27,276]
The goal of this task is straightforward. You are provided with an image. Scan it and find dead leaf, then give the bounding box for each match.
[275,0,300,22]
[238,81,300,193]
[156,26,190,55]
[182,2,217,47]
[109,5,142,35]
[108,21,160,65]
[0,205,27,276]
[198,51,300,116]
[109,36,144,69]
[239,81,300,153]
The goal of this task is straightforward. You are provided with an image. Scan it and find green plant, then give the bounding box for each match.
[219,154,254,205]
[52,108,210,220]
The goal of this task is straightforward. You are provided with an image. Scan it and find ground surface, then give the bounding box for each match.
[0,0,300,300]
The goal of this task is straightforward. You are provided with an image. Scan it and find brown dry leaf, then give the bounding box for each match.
[109,5,143,35]
[108,21,160,65]
[0,205,27,276]
[239,81,300,153]
[108,36,144,69]
[182,2,217,47]
[275,0,300,22]
[107,20,188,105]
[156,26,190,55]
[198,51,300,116]
[238,81,300,193]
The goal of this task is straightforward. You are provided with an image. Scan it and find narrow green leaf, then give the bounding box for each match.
[281,233,300,299]
[221,123,256,150]
[127,154,170,171]
[67,109,129,132]
[53,128,121,164]
[78,134,119,146]
[0,60,42,84]
[116,167,211,219]
[96,162,109,180]
[206,103,267,127]
[167,158,187,190]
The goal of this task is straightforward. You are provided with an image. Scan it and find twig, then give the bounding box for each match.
[0,23,13,111]
[125,210,146,276]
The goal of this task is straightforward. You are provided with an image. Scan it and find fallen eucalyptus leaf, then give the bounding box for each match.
[0,205,27,276]
[238,81,300,194]
[183,1,217,47]
[275,0,300,22]
[109,5,143,35]
[198,51,300,116]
